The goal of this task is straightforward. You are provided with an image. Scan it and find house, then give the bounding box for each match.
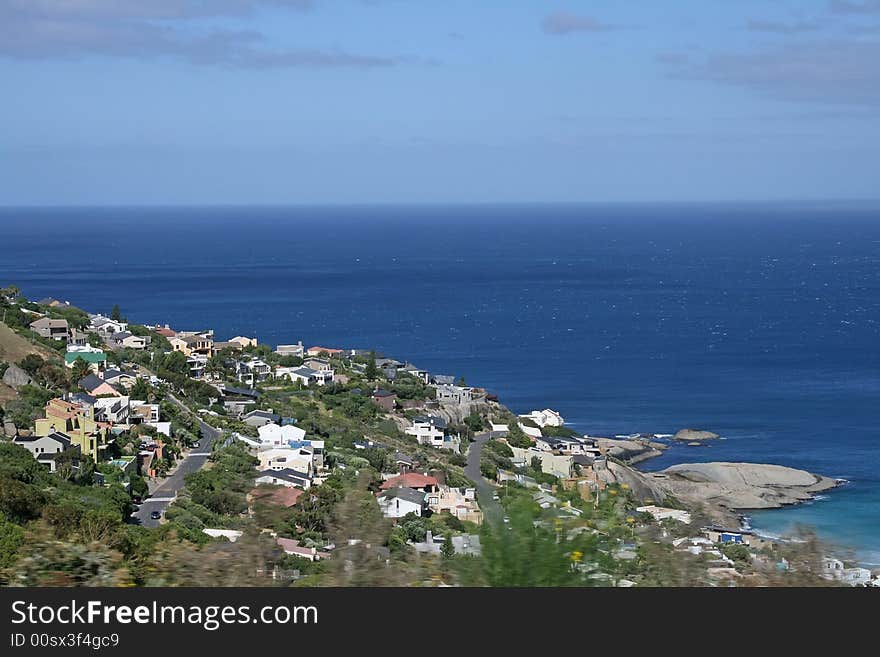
[13,431,74,472]
[69,328,89,347]
[395,452,415,473]
[401,363,430,384]
[255,468,312,490]
[276,366,333,386]
[436,385,478,405]
[276,538,330,561]
[256,422,307,447]
[220,386,259,415]
[236,359,272,385]
[306,346,343,357]
[380,472,440,493]
[170,331,213,356]
[34,398,111,459]
[64,350,107,373]
[29,317,71,342]
[257,446,313,474]
[78,373,120,397]
[110,331,150,350]
[90,315,128,336]
[93,396,130,424]
[152,324,177,338]
[535,435,593,455]
[370,388,397,411]
[821,558,873,586]
[411,531,482,557]
[426,486,483,525]
[275,342,304,358]
[130,400,160,424]
[519,409,565,428]
[378,487,427,518]
[636,505,692,524]
[102,369,136,389]
[702,526,754,546]
[510,447,574,478]
[405,416,447,448]
[229,336,257,349]
[241,409,281,428]
[303,358,332,372]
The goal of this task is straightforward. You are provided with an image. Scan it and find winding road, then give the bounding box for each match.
[131,397,223,528]
[466,432,503,526]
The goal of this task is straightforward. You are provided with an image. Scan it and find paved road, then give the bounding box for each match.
[131,398,223,528]
[466,432,503,526]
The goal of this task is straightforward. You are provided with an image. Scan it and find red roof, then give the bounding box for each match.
[380,473,440,490]
[307,346,343,354]
[155,327,176,337]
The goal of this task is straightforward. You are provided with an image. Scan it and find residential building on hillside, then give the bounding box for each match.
[13,432,74,473]
[29,317,71,342]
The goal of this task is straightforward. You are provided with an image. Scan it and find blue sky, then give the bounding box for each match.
[1,0,879,204]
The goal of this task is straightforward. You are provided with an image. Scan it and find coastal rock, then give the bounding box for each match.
[598,460,669,504]
[651,462,838,511]
[673,428,720,441]
[597,438,666,465]
[2,363,33,389]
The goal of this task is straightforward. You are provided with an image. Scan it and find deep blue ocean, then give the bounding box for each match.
[2,204,878,562]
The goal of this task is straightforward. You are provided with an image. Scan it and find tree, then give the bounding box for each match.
[70,357,92,384]
[110,304,122,321]
[365,350,379,382]
[441,532,455,561]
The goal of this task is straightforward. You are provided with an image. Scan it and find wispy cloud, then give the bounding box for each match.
[0,0,409,68]
[745,19,823,35]
[541,12,614,36]
[661,40,880,106]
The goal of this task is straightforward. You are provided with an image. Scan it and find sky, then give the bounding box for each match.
[1,0,879,205]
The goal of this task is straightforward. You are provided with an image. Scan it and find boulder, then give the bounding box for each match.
[2,363,33,389]
[673,428,720,441]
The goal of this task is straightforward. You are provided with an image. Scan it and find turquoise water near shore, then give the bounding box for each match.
[2,203,878,562]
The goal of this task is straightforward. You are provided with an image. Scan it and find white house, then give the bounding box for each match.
[13,432,72,472]
[377,487,427,518]
[822,558,873,586]
[405,416,446,448]
[436,385,477,405]
[257,422,307,447]
[89,315,128,336]
[519,409,565,428]
[258,447,314,475]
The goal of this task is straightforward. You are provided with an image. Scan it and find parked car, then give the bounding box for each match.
[150,510,162,520]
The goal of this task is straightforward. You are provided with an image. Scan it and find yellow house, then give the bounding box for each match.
[169,336,191,355]
[34,398,111,460]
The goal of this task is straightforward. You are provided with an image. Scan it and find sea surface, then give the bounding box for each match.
[2,204,878,563]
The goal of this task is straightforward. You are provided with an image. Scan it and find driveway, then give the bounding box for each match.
[131,405,222,528]
[466,432,503,526]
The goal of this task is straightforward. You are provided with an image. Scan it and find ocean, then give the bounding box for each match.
[2,203,878,562]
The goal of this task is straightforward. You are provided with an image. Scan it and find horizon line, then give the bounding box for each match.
[2,198,880,210]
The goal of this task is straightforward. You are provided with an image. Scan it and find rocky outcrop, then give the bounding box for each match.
[597,437,667,464]
[673,428,720,441]
[2,363,33,389]
[650,462,839,511]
